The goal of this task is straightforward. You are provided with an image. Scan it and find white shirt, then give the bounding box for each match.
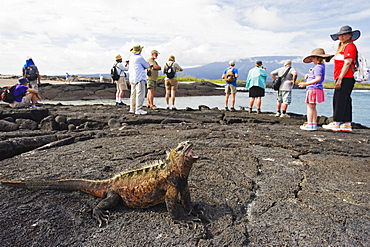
[116,62,128,77]
[128,54,149,83]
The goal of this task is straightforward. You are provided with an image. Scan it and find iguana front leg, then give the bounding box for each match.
[180,183,192,214]
[165,186,181,220]
[93,189,120,227]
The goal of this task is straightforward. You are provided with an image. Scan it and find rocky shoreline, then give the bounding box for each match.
[0,82,369,246]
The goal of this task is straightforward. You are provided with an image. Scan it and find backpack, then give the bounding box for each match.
[346,42,369,82]
[24,66,38,81]
[1,85,21,103]
[165,62,176,79]
[111,63,120,81]
[225,68,235,83]
[354,54,369,82]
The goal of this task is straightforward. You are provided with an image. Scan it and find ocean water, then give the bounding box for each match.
[42,88,370,127]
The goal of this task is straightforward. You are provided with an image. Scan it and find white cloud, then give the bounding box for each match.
[1,0,370,75]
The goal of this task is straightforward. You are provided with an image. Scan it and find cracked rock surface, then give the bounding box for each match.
[0,105,369,246]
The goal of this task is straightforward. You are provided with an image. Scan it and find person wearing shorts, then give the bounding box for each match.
[222,60,238,111]
[113,54,129,106]
[270,60,297,117]
[163,55,183,110]
[146,50,161,109]
[9,77,42,108]
[245,61,267,113]
[299,48,334,131]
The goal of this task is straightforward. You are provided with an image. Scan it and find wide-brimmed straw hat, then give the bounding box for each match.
[115,54,122,60]
[303,48,334,63]
[330,25,361,41]
[130,45,144,54]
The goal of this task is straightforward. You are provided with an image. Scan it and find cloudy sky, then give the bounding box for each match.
[1,0,369,75]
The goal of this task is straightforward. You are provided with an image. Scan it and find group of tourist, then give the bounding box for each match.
[7,25,359,132]
[112,45,183,115]
[222,25,360,132]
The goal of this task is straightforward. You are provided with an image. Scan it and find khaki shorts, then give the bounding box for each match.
[147,79,157,89]
[165,78,178,91]
[9,94,32,108]
[225,84,237,94]
[116,77,128,91]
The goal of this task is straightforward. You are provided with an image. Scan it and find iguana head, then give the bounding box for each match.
[168,141,198,168]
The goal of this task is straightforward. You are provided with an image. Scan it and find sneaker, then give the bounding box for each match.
[280,113,290,118]
[322,122,340,132]
[340,124,352,132]
[225,107,229,111]
[300,123,317,131]
[31,105,40,108]
[150,105,158,110]
[129,108,135,114]
[135,109,147,115]
[171,107,177,111]
[230,107,236,112]
[116,102,126,106]
[256,109,261,114]
[275,112,281,117]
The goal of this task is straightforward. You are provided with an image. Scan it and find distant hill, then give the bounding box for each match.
[181,56,334,82]
[76,56,334,82]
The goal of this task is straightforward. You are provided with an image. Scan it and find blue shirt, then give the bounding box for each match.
[223,67,238,87]
[307,63,325,90]
[13,85,28,102]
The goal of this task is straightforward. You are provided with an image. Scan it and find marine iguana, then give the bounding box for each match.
[1,141,200,227]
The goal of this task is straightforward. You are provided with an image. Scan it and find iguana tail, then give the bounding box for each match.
[1,179,109,198]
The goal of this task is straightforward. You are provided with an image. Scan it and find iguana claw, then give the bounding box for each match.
[93,208,110,227]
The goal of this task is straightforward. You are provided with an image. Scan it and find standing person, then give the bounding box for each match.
[270,60,298,117]
[128,45,149,115]
[221,60,238,111]
[163,55,183,110]
[245,61,267,113]
[22,57,40,91]
[146,50,161,110]
[99,74,104,83]
[9,77,42,108]
[65,72,72,84]
[299,48,333,131]
[323,26,361,132]
[113,54,129,106]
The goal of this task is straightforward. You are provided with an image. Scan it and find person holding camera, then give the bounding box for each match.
[245,61,267,113]
[113,54,129,106]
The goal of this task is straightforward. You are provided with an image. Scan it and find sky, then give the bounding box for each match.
[1,0,370,76]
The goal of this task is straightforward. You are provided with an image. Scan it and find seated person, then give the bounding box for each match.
[9,77,42,108]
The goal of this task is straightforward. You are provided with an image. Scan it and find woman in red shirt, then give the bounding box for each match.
[323,26,360,132]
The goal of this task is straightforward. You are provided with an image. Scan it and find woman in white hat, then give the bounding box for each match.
[299,48,334,131]
[323,26,360,132]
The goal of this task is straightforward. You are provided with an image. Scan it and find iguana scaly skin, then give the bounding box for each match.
[1,141,199,226]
